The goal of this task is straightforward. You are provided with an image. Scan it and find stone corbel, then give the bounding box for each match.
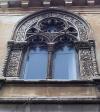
[7,41,27,50]
[21,0,29,8]
[74,41,91,51]
[64,0,72,6]
[87,0,95,6]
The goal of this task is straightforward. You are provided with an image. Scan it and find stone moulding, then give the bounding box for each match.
[3,8,99,80]
[0,97,99,104]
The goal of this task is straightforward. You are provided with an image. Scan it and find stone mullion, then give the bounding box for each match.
[47,43,54,79]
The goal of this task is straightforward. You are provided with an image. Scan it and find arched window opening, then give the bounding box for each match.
[20,17,79,80]
[21,44,48,80]
[4,9,98,80]
[53,43,78,80]
[21,40,79,80]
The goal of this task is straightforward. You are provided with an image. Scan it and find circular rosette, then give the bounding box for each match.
[39,17,66,33]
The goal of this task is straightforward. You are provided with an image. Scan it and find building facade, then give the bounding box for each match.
[0,0,100,111]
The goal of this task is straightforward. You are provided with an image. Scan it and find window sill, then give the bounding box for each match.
[1,78,99,85]
[0,77,100,87]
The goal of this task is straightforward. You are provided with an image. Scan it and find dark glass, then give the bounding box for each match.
[23,46,48,80]
[53,45,78,80]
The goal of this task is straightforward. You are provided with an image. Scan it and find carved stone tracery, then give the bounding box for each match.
[4,9,99,79]
[14,9,89,41]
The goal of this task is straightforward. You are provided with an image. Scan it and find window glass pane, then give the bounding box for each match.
[53,46,78,80]
[22,46,48,80]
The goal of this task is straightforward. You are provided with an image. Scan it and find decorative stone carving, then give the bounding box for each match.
[3,9,99,79]
[79,49,94,79]
[89,40,100,78]
[5,50,22,77]
[13,9,89,41]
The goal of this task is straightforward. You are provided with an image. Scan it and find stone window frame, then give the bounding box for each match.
[3,8,99,80]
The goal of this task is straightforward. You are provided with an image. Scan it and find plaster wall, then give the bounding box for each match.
[0,15,24,75]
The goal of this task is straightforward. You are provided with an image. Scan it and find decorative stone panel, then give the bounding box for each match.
[79,49,94,79]
[5,50,23,77]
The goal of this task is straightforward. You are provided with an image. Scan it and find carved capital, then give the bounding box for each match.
[8,41,27,50]
[74,41,90,50]
[47,42,55,52]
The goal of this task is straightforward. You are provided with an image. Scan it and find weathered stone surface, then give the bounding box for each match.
[0,83,96,97]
